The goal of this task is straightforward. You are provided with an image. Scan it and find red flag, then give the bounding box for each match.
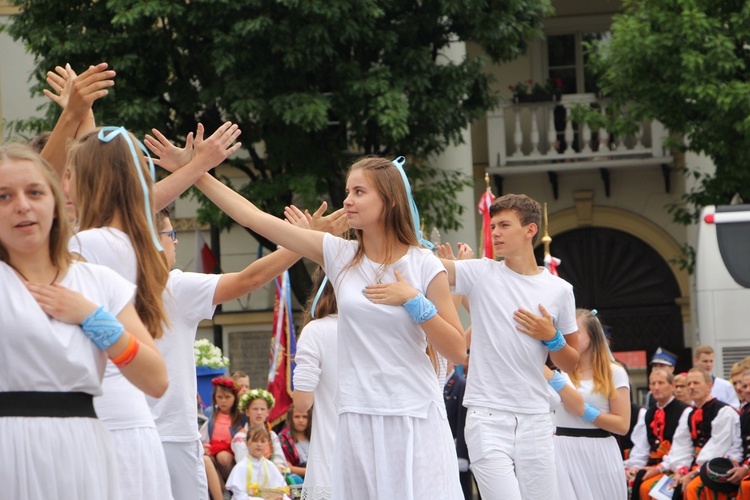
[195,230,217,274]
[544,253,561,277]
[267,272,296,426]
[478,190,496,259]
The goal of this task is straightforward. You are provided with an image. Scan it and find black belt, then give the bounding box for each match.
[0,392,97,418]
[556,426,612,438]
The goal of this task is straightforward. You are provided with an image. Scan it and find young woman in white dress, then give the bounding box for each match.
[0,144,168,499]
[553,308,631,500]
[190,155,466,498]
[293,267,338,500]
[64,128,175,499]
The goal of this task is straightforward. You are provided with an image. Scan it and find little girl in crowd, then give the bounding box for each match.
[233,388,287,470]
[226,426,290,500]
[278,404,312,478]
[205,377,247,484]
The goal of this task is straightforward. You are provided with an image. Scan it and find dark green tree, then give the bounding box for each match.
[3,0,551,298]
[587,0,750,230]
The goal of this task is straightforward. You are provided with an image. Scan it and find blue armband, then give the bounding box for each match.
[548,370,567,392]
[582,403,601,423]
[81,306,124,350]
[541,330,566,352]
[402,293,438,323]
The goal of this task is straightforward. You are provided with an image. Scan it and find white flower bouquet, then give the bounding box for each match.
[194,339,230,369]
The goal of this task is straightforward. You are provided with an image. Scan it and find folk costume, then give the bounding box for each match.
[627,396,691,499]
[640,397,741,500]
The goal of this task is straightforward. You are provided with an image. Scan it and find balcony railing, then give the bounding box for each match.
[486,94,671,175]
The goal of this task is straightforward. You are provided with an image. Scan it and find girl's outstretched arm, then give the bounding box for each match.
[194,173,325,266]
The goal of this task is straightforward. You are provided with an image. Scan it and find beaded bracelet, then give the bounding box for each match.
[542,330,566,352]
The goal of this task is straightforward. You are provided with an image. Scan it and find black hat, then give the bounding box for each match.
[699,458,740,494]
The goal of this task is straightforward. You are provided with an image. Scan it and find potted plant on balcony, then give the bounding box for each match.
[510,77,563,103]
[195,338,231,406]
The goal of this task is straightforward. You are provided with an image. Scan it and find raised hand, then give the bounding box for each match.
[514,304,557,342]
[43,65,73,108]
[26,282,98,324]
[144,128,195,172]
[192,122,242,171]
[62,63,115,120]
[363,269,418,306]
[285,202,348,234]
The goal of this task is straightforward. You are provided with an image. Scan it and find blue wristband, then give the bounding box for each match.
[582,403,601,423]
[548,370,566,392]
[402,293,438,323]
[81,306,124,350]
[541,330,566,352]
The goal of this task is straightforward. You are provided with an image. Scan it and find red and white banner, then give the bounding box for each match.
[194,230,218,274]
[477,190,496,259]
[267,271,296,427]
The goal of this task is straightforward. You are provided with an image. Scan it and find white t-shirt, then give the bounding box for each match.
[454,258,577,414]
[554,364,630,429]
[712,376,741,409]
[69,227,155,430]
[293,315,339,492]
[147,269,220,442]
[322,233,445,418]
[0,261,133,393]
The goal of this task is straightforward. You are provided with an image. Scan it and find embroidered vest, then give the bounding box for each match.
[644,398,690,465]
[740,410,750,462]
[689,398,727,450]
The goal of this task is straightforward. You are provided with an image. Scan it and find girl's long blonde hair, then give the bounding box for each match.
[68,129,169,338]
[569,308,618,399]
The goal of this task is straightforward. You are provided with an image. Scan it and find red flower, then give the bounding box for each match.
[211,377,239,394]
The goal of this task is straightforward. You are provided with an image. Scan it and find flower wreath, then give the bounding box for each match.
[211,377,239,394]
[239,388,275,412]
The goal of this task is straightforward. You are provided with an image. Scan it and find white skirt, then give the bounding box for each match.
[554,434,627,500]
[0,416,119,499]
[332,403,463,500]
[109,427,174,500]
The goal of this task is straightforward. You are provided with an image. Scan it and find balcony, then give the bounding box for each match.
[486,94,673,181]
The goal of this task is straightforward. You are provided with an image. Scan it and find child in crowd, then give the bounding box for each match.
[278,404,312,478]
[205,377,247,483]
[226,426,290,500]
[232,371,251,398]
[233,389,287,470]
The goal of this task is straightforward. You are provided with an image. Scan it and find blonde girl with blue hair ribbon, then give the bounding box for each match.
[64,127,177,499]
[190,155,466,499]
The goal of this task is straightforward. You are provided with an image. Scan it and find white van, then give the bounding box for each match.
[695,204,750,377]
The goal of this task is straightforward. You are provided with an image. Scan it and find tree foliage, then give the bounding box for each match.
[588,0,750,226]
[3,0,551,298]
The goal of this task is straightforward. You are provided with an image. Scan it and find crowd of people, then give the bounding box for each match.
[3,61,750,500]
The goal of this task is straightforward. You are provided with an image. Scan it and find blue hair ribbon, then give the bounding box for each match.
[391,156,433,249]
[310,274,328,319]
[97,126,162,251]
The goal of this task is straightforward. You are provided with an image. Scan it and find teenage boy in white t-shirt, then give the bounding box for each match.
[147,206,343,500]
[441,194,579,500]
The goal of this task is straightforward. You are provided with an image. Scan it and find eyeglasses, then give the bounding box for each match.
[160,230,177,242]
